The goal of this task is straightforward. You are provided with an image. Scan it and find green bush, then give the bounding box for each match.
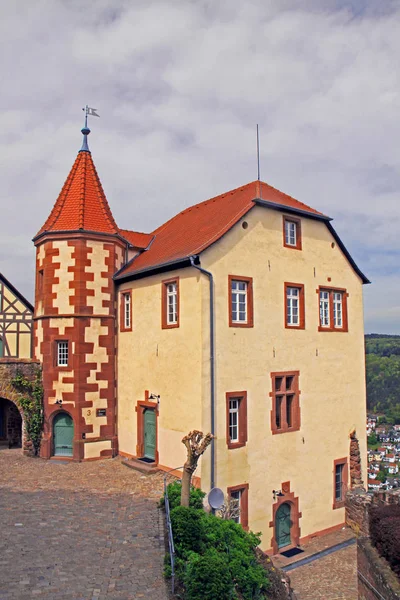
[184,549,234,600]
[170,506,206,556]
[160,481,206,510]
[166,502,271,598]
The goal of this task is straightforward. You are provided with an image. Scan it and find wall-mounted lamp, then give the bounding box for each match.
[149,393,160,405]
[273,489,284,501]
[55,399,63,405]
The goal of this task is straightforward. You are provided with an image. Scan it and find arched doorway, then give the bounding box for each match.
[0,398,22,448]
[276,502,291,550]
[53,412,74,457]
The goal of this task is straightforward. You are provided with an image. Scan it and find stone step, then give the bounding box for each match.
[121,457,159,474]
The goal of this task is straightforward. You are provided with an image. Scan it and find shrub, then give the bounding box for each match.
[160,481,206,510]
[170,506,206,556]
[369,504,400,577]
[184,549,234,600]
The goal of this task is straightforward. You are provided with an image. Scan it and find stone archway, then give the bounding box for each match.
[0,397,23,448]
[0,358,41,455]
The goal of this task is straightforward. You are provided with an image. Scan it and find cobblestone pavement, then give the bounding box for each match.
[0,449,171,600]
[289,544,357,600]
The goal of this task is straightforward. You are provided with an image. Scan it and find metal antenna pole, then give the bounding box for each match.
[257,124,260,181]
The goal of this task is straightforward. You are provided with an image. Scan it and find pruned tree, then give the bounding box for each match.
[181,430,213,507]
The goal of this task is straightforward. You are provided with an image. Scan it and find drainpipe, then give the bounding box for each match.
[190,255,215,490]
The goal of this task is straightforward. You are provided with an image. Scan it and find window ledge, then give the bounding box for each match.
[227,441,246,449]
[272,427,300,435]
[318,326,348,333]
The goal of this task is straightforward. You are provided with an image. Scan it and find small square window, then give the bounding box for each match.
[285,283,305,329]
[57,341,69,367]
[228,276,253,328]
[318,288,348,332]
[96,409,107,417]
[227,484,249,530]
[226,392,247,449]
[162,278,179,329]
[283,216,302,250]
[271,372,300,434]
[333,458,348,509]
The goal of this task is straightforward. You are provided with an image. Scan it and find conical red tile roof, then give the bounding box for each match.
[35,150,119,239]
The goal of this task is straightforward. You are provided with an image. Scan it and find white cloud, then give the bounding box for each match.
[0,0,399,332]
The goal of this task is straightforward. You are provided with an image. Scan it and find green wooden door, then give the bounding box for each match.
[144,409,156,460]
[276,503,291,549]
[53,413,74,456]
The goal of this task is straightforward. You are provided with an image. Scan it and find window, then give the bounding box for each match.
[230,489,242,523]
[333,458,348,509]
[57,341,69,367]
[162,278,179,329]
[284,283,305,329]
[226,392,247,449]
[227,484,249,530]
[228,275,254,328]
[270,372,300,434]
[283,216,302,250]
[318,287,348,332]
[120,291,132,331]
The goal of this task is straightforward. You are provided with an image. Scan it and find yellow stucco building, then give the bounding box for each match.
[30,125,368,554]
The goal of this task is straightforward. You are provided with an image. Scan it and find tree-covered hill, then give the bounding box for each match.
[365,334,400,423]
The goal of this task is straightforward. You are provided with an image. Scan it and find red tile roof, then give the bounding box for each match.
[34,150,119,239]
[116,180,326,278]
[118,229,154,250]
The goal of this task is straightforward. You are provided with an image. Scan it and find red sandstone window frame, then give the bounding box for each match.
[120,290,132,332]
[227,483,249,530]
[270,371,300,434]
[55,340,70,369]
[317,287,348,332]
[226,391,248,449]
[162,277,180,329]
[284,283,305,329]
[333,457,348,509]
[228,275,254,328]
[283,216,302,250]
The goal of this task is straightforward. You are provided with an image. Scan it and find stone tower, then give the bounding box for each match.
[33,124,126,460]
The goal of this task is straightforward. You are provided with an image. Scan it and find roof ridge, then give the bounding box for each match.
[90,156,119,232]
[79,152,86,229]
[43,155,81,232]
[260,180,325,216]
[151,181,255,235]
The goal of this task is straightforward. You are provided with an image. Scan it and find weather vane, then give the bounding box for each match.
[82,105,100,128]
[80,105,100,152]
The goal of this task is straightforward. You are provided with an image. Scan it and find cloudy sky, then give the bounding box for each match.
[1,0,399,333]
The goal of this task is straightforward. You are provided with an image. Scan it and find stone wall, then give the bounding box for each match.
[357,538,400,600]
[0,358,41,455]
[346,488,400,599]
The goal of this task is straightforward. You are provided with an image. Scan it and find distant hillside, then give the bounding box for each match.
[365,334,400,423]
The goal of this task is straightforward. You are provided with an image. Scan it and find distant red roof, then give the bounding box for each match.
[118,229,154,250]
[34,150,119,239]
[116,180,326,278]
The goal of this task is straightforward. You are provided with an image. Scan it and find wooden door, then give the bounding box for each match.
[143,409,156,460]
[53,413,74,456]
[276,503,291,549]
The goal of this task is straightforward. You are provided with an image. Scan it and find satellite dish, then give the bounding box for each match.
[208,487,225,510]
